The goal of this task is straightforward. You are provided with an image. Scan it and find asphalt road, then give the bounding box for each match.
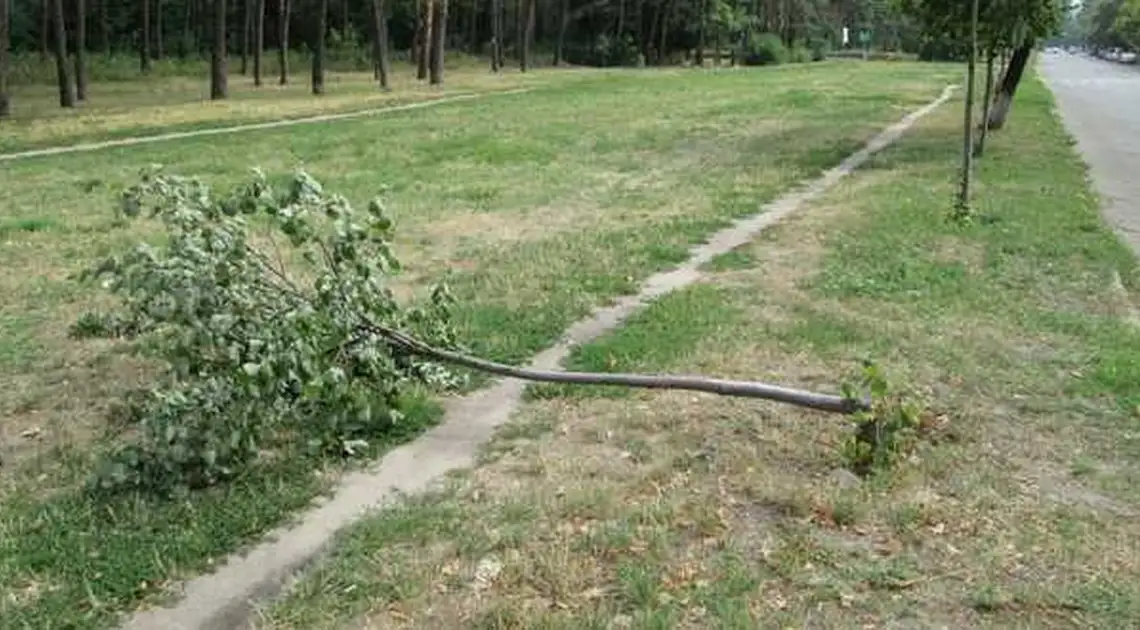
[1039,52,1140,255]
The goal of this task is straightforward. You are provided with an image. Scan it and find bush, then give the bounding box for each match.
[73,169,462,495]
[739,33,788,66]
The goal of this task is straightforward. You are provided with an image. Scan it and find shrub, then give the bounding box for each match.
[839,362,924,476]
[739,32,788,66]
[73,168,462,495]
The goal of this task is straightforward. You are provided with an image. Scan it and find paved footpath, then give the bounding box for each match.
[1040,53,1140,256]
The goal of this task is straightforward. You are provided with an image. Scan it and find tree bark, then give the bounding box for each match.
[370,0,390,88]
[428,0,445,84]
[695,0,705,67]
[311,0,327,95]
[52,0,73,107]
[986,41,1032,131]
[956,0,978,213]
[0,0,10,119]
[75,0,87,101]
[210,0,227,99]
[277,0,289,84]
[140,0,151,73]
[489,0,500,71]
[253,0,264,85]
[99,0,109,53]
[553,0,567,66]
[417,0,430,80]
[155,0,163,57]
[41,0,49,58]
[241,0,251,74]
[467,0,476,52]
[520,0,533,71]
[974,49,995,158]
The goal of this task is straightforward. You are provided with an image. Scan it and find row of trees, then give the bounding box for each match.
[1077,0,1140,53]
[0,0,935,117]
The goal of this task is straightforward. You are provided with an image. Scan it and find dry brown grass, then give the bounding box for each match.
[262,89,1140,629]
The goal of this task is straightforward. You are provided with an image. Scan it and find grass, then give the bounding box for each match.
[259,74,1140,629]
[0,55,592,153]
[0,61,958,628]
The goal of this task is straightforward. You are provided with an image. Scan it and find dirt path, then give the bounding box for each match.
[120,85,957,630]
[0,89,530,163]
[1040,53,1140,256]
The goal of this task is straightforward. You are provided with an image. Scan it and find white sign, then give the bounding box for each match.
[842,27,850,46]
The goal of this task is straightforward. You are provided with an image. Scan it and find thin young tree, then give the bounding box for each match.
[52,0,74,107]
[370,0,390,88]
[955,0,980,215]
[253,0,264,85]
[156,0,163,57]
[75,0,88,101]
[211,0,227,99]
[0,0,10,119]
[278,0,290,84]
[140,0,151,73]
[428,0,445,84]
[311,0,328,95]
[974,46,996,158]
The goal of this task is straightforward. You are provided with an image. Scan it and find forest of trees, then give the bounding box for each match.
[0,0,1066,118]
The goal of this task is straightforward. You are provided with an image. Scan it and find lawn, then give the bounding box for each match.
[261,74,1140,628]
[0,61,959,628]
[0,58,592,154]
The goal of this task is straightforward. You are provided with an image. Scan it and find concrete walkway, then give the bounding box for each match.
[1040,53,1140,256]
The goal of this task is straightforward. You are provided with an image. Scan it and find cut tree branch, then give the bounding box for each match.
[358,322,870,415]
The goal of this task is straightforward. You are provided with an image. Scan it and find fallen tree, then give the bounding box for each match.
[74,169,905,495]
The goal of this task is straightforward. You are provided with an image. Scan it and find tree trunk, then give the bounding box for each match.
[428,0,445,84]
[99,0,109,53]
[52,0,73,107]
[496,0,504,67]
[211,0,227,99]
[155,0,163,57]
[140,0,152,73]
[241,0,251,74]
[253,0,264,84]
[695,0,705,67]
[974,49,995,158]
[311,0,327,94]
[467,0,476,52]
[277,0,289,84]
[956,0,978,213]
[553,0,567,65]
[75,0,87,101]
[489,0,500,71]
[180,0,191,56]
[713,25,720,65]
[416,0,429,79]
[41,0,49,58]
[986,41,1031,131]
[656,0,670,65]
[341,0,348,34]
[520,0,533,71]
[615,0,622,39]
[0,0,10,119]
[370,0,389,88]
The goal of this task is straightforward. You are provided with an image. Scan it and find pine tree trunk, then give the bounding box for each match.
[155,0,163,57]
[553,0,567,66]
[417,0,430,79]
[211,0,227,99]
[41,0,49,58]
[428,0,445,84]
[99,0,110,53]
[695,0,706,67]
[278,0,289,84]
[520,0,533,71]
[370,0,390,88]
[75,0,87,100]
[140,0,152,73]
[241,0,251,74]
[489,0,500,71]
[253,0,264,85]
[0,0,10,119]
[311,0,327,94]
[52,0,73,107]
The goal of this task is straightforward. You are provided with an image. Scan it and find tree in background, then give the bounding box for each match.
[0,0,10,118]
